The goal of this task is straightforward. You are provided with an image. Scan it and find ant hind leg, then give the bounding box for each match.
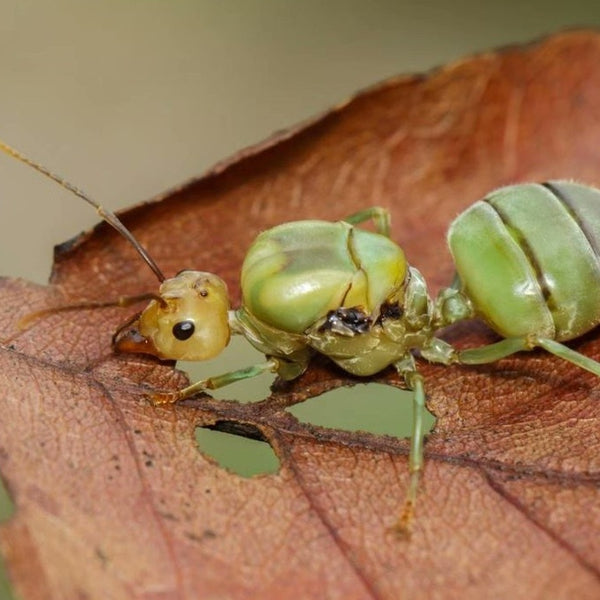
[535,337,600,377]
[456,335,600,377]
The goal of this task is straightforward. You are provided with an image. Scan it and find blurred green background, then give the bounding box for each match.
[1,1,600,596]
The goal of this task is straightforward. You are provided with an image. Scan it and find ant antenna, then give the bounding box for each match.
[0,140,166,283]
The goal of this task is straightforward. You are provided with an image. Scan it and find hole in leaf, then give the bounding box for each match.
[287,382,436,438]
[178,337,275,403]
[0,475,14,523]
[0,554,15,600]
[195,422,280,477]
[0,475,16,600]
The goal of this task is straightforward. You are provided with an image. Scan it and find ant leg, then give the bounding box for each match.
[534,337,600,377]
[455,337,532,365]
[456,336,600,377]
[151,358,279,405]
[342,207,391,237]
[18,293,159,330]
[390,360,427,538]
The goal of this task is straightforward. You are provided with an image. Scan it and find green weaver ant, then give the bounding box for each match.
[4,140,600,536]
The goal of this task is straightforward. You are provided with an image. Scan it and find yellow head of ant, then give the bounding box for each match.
[114,271,231,361]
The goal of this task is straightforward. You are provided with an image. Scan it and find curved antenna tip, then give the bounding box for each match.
[0,139,166,283]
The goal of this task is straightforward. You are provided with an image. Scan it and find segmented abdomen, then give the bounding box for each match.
[447,181,600,341]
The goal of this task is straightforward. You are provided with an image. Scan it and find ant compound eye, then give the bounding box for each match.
[172,320,195,341]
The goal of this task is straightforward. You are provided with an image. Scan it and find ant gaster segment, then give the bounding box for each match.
[4,140,600,536]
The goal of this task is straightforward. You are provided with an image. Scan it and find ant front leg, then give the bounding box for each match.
[151,358,280,405]
[18,292,159,331]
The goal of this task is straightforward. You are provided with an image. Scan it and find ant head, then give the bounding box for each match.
[0,140,233,360]
[0,140,231,361]
[114,271,231,361]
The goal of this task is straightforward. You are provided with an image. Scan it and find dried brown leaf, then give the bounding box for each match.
[1,30,600,599]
